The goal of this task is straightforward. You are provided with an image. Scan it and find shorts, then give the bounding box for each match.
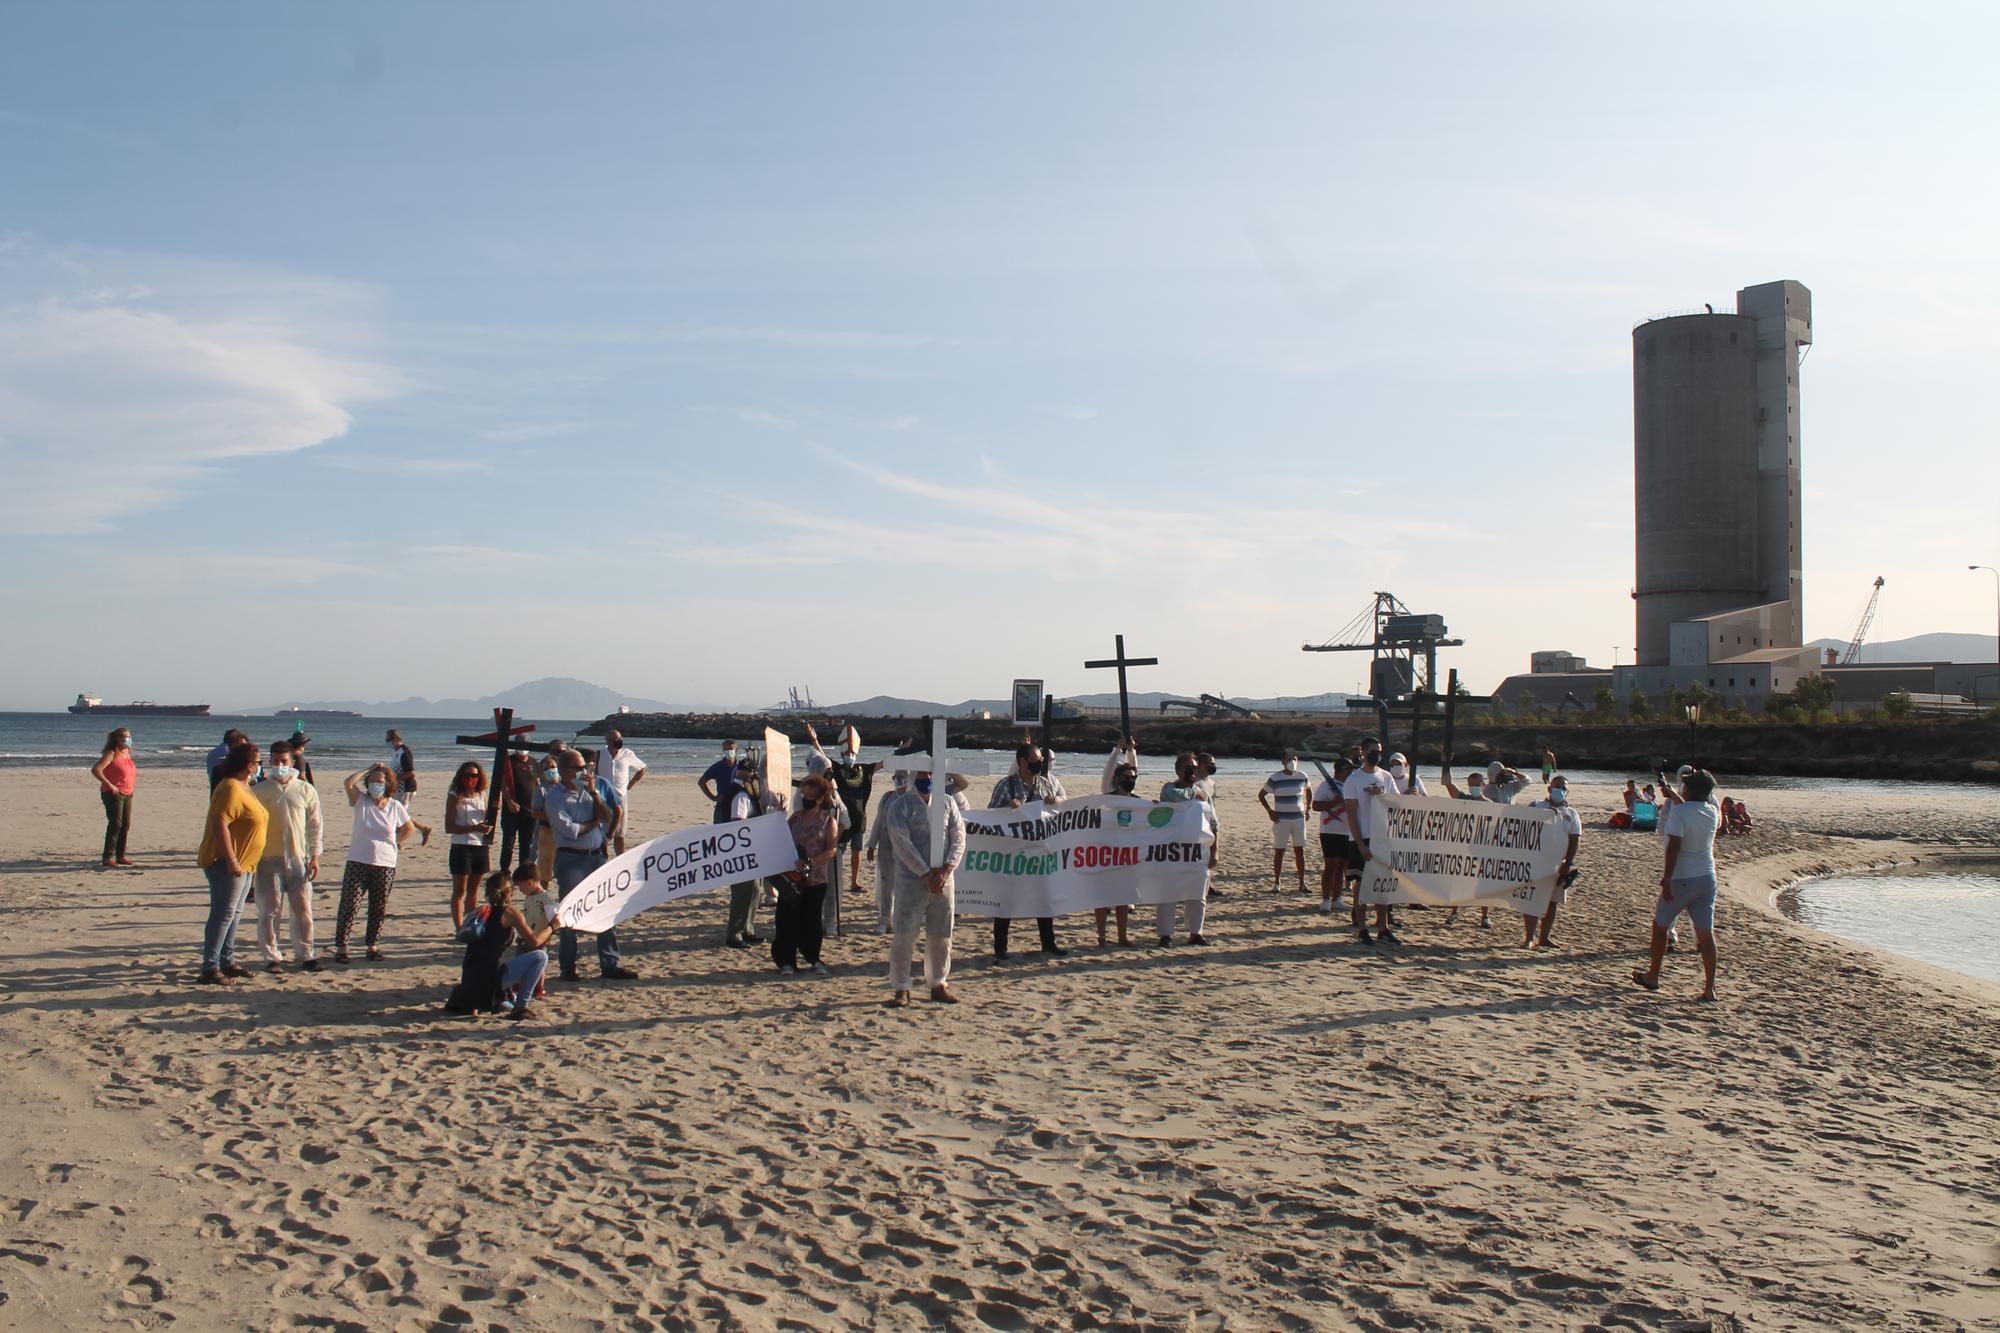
[1271,817,1306,850]
[1320,831,1352,862]
[1654,873,1717,931]
[449,844,491,877]
[840,811,866,851]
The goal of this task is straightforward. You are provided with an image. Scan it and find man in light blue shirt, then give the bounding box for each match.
[547,750,638,982]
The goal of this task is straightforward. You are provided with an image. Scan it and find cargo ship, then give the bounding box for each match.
[68,693,210,717]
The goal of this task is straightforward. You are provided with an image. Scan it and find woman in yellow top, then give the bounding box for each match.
[197,741,269,986]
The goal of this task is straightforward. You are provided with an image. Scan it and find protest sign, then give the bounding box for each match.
[1355,794,1567,917]
[952,796,1212,918]
[762,726,791,801]
[556,812,796,934]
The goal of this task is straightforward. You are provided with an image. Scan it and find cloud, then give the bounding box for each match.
[0,241,399,533]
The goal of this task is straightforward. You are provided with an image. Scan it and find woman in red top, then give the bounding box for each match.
[90,727,137,868]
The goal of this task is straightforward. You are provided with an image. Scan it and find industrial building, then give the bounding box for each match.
[1611,280,1823,709]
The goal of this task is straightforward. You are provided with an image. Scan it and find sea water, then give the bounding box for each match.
[1786,865,2000,986]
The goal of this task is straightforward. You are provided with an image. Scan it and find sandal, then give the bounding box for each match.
[1630,969,1660,992]
[366,948,383,961]
[334,953,351,964]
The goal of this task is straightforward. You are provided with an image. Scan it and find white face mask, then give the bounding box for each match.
[1391,763,1408,780]
[1282,760,1297,773]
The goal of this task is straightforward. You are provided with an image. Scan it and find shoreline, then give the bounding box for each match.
[1,770,1995,1328]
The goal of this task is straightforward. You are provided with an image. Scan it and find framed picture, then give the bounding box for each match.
[1011,678,1045,727]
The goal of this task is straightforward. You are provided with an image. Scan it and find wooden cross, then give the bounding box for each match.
[1083,633,1158,742]
[458,708,534,821]
[889,718,991,869]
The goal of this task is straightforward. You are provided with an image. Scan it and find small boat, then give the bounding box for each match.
[68,693,211,717]
[274,707,362,718]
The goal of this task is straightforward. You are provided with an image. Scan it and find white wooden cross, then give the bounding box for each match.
[890,718,992,869]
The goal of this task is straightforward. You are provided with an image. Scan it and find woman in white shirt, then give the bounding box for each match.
[336,763,415,963]
[446,761,495,931]
[1632,769,1722,1001]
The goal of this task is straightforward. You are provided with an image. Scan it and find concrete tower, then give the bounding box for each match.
[1631,280,1810,665]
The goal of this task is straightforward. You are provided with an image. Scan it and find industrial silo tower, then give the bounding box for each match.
[1632,280,1811,665]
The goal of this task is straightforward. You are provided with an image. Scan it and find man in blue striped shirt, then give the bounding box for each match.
[1259,750,1312,893]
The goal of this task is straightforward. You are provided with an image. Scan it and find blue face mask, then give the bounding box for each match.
[1550,788,1568,805]
[365,781,387,799]
[274,765,295,781]
[913,775,934,795]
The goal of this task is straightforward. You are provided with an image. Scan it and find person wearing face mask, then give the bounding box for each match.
[716,757,768,948]
[807,723,885,899]
[594,730,647,855]
[1100,736,1140,796]
[865,764,913,934]
[698,740,741,803]
[1483,760,1531,805]
[1341,745,1400,946]
[1386,752,1427,797]
[497,749,539,874]
[1439,754,1493,928]
[1525,775,1583,949]
[774,775,842,975]
[382,730,433,844]
[197,741,268,985]
[1157,753,1219,947]
[1259,751,1312,893]
[446,761,496,931]
[548,750,639,981]
[884,764,967,1006]
[251,740,323,973]
[1312,757,1356,914]
[1095,762,1143,946]
[335,763,414,964]
[532,756,563,886]
[987,742,1070,961]
[91,727,138,869]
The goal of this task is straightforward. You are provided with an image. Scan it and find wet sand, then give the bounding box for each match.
[0,768,1995,1330]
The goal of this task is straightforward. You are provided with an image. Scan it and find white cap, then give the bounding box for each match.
[1389,752,1407,766]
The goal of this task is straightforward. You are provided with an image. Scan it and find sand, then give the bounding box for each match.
[0,765,1996,1332]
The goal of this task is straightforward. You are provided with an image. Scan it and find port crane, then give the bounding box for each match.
[1302,591,1462,697]
[1843,577,1885,665]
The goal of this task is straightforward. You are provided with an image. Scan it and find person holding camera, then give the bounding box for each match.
[988,742,1069,960]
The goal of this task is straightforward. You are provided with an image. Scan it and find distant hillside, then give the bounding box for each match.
[818,690,1351,719]
[1806,632,1998,664]
[246,677,689,719]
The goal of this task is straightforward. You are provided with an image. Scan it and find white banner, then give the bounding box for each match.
[1355,794,1565,917]
[556,812,796,934]
[953,796,1213,918]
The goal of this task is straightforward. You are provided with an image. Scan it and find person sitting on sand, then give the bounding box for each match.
[1622,780,1639,813]
[1724,798,1755,835]
[1633,769,1723,1001]
[446,866,554,1020]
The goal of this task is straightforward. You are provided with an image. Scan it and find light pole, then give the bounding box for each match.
[1973,565,1999,707]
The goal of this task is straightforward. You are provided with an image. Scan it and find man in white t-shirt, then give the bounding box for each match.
[1634,768,1723,1001]
[595,730,648,855]
[1525,775,1582,949]
[1259,751,1312,893]
[1341,751,1400,946]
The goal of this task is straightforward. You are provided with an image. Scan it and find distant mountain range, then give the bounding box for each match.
[242,677,692,720]
[1805,632,1998,664]
[818,691,1352,719]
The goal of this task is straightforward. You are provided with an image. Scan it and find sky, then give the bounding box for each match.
[2,2,1996,712]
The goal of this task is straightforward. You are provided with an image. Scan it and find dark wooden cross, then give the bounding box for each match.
[1083,633,1158,743]
[459,708,536,821]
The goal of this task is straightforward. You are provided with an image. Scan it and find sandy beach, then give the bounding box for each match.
[1,766,1995,1331]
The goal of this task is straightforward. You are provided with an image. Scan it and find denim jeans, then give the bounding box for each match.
[202,861,254,971]
[554,848,619,975]
[499,948,549,1009]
